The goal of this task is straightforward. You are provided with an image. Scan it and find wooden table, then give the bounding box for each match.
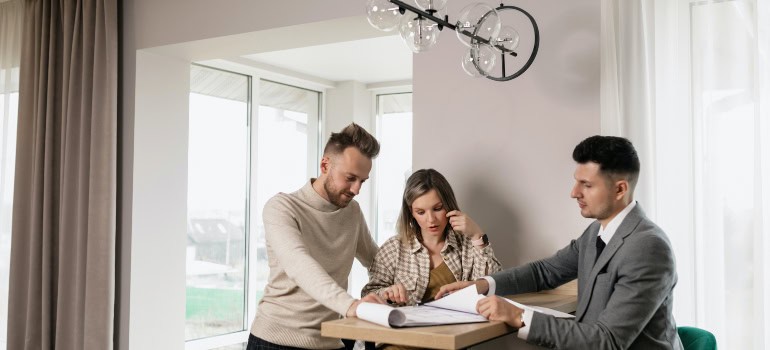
[322,281,578,350]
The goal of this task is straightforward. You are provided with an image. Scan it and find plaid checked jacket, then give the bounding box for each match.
[362,230,502,305]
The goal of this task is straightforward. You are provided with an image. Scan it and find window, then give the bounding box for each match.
[688,2,760,348]
[186,65,320,349]
[186,66,250,341]
[653,1,769,348]
[374,93,413,245]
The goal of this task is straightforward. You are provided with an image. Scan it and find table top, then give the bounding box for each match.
[321,280,578,350]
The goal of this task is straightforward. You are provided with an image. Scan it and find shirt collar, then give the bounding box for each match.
[598,201,637,244]
[408,229,459,254]
[443,230,460,252]
[409,236,422,253]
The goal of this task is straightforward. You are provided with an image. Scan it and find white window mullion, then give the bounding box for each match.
[246,76,260,335]
[185,331,251,350]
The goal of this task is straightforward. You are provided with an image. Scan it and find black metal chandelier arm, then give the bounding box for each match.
[389,0,455,29]
[376,0,540,82]
[388,0,515,55]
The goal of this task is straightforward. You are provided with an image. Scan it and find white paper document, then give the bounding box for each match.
[505,299,575,319]
[356,284,574,328]
[356,302,487,328]
[356,285,486,328]
[424,282,484,314]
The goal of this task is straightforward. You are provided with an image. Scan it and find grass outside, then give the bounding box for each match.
[185,286,267,340]
[186,286,244,319]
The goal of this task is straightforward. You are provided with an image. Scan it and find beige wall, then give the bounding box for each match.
[412,0,600,267]
[121,0,600,348]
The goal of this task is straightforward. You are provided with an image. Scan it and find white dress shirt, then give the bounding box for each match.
[483,201,638,340]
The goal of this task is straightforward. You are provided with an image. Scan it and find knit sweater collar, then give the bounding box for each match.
[301,178,343,212]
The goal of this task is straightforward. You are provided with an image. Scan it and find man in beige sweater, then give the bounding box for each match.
[248,123,386,350]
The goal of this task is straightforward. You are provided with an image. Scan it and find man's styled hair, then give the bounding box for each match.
[396,169,460,246]
[573,135,641,190]
[323,123,380,159]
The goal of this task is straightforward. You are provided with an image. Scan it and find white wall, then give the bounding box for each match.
[129,51,189,349]
[121,1,600,348]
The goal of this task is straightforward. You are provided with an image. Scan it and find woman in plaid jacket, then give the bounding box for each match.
[362,169,502,307]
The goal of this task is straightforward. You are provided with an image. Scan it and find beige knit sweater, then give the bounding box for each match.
[250,180,378,349]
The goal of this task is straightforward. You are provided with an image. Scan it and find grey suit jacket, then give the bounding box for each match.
[491,205,683,349]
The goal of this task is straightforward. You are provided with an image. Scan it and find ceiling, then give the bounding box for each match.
[241,35,412,84]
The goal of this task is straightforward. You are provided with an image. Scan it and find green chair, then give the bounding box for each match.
[678,326,717,350]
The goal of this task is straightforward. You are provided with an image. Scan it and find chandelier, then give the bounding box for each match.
[365,0,540,81]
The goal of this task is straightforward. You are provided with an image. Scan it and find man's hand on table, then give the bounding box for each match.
[477,296,525,328]
[346,293,386,317]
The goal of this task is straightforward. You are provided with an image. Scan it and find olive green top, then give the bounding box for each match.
[422,262,457,303]
[383,262,459,350]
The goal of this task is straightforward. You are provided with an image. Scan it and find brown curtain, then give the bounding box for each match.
[8,0,118,348]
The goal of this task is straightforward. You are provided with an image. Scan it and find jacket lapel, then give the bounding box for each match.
[576,205,646,320]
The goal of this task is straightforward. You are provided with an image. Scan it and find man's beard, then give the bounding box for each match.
[323,174,355,208]
[584,199,614,220]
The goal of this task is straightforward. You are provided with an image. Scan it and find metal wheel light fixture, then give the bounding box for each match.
[366,0,540,81]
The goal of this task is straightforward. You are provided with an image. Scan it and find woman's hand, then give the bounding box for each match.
[446,210,484,240]
[435,279,489,299]
[383,283,408,305]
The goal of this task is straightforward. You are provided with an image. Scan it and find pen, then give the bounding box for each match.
[417,297,435,306]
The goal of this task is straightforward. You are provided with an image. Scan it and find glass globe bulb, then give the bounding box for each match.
[461,44,496,77]
[491,25,520,53]
[366,0,402,32]
[415,0,448,12]
[455,3,501,48]
[399,15,441,53]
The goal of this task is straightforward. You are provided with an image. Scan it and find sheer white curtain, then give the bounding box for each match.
[602,0,770,349]
[0,1,22,349]
[600,0,657,210]
[0,1,23,349]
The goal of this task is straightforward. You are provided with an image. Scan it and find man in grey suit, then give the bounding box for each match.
[438,135,682,349]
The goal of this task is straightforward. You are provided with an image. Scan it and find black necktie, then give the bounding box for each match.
[595,237,606,264]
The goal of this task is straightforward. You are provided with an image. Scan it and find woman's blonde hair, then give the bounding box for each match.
[396,169,460,246]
